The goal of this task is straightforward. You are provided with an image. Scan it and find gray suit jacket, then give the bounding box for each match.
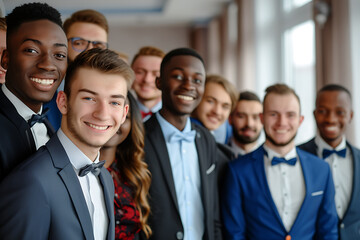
[299,138,360,240]
[142,115,222,240]
[0,135,115,240]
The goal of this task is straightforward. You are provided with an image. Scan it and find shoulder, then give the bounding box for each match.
[229,146,263,169]
[298,138,316,152]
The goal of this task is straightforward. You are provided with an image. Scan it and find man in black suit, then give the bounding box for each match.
[0,48,132,239]
[299,84,360,239]
[0,3,67,181]
[143,48,222,240]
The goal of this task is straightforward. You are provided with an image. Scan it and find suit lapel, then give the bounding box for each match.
[99,169,114,240]
[47,136,94,240]
[146,116,180,212]
[252,146,286,230]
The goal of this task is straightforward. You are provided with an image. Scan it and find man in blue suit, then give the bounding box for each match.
[0,48,133,239]
[221,83,338,240]
[299,84,360,240]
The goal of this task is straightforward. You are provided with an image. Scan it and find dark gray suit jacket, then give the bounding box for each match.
[0,135,115,240]
[0,88,54,181]
[143,115,222,240]
[299,138,360,240]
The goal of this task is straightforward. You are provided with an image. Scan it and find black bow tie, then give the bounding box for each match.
[28,108,50,127]
[78,161,105,177]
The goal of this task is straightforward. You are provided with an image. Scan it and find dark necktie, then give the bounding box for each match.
[169,130,196,143]
[271,156,297,166]
[28,108,50,127]
[141,111,153,119]
[322,148,346,159]
[78,161,105,177]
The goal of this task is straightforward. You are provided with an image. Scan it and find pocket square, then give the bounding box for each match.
[311,191,324,196]
[206,163,215,175]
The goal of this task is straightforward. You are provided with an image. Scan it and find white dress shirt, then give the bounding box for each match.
[315,135,353,219]
[58,129,108,240]
[2,84,49,149]
[229,137,259,157]
[263,145,305,232]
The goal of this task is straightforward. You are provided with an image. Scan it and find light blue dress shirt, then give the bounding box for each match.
[156,112,205,240]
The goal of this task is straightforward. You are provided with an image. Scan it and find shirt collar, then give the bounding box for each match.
[156,111,193,143]
[57,128,99,171]
[315,134,347,155]
[263,144,297,162]
[2,84,42,121]
[137,99,162,113]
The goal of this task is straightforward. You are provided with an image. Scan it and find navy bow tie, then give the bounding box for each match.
[28,108,50,127]
[271,156,297,166]
[169,130,196,143]
[78,161,105,177]
[322,148,346,159]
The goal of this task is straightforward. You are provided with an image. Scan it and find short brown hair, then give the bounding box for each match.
[0,17,6,31]
[263,83,301,111]
[206,74,238,112]
[64,48,134,97]
[63,9,108,35]
[131,46,165,66]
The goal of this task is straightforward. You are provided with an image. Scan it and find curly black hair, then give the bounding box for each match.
[6,2,62,36]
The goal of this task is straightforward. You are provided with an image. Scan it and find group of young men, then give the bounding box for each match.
[0,2,359,240]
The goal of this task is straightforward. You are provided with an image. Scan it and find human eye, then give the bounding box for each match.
[336,109,346,116]
[54,52,67,60]
[73,39,86,46]
[172,74,184,80]
[222,103,231,111]
[315,108,327,115]
[93,41,107,49]
[110,101,121,106]
[83,97,94,101]
[24,48,38,54]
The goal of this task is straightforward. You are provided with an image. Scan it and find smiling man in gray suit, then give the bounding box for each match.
[0,48,133,240]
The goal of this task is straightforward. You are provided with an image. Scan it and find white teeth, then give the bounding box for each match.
[177,95,193,101]
[276,129,287,134]
[88,123,108,130]
[30,77,54,85]
[325,126,338,131]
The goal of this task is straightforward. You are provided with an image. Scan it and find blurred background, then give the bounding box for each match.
[1,0,359,146]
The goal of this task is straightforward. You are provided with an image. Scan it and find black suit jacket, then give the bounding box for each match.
[0,88,54,181]
[0,134,115,239]
[299,138,360,240]
[143,115,222,240]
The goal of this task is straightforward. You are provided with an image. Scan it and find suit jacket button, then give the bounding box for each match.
[176,231,184,239]
[340,223,345,228]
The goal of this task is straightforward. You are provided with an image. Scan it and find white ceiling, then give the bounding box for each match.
[1,0,231,27]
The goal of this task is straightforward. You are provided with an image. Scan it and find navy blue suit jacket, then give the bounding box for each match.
[299,138,360,240]
[0,88,54,181]
[0,135,115,240]
[142,115,222,240]
[221,145,338,240]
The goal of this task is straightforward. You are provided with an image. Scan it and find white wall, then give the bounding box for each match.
[108,24,190,62]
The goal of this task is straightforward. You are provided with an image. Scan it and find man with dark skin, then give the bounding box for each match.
[299,84,360,240]
[0,3,67,181]
[143,48,222,240]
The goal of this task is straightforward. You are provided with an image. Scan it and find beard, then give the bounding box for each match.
[264,130,297,147]
[66,104,104,149]
[233,127,261,144]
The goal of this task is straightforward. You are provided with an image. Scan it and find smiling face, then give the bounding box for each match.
[193,82,232,130]
[230,100,263,145]
[157,55,205,119]
[131,55,162,107]
[261,93,304,153]
[57,67,128,159]
[2,19,67,112]
[314,90,353,148]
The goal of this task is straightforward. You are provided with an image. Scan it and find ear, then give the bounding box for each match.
[1,49,9,70]
[120,104,129,124]
[57,91,68,115]
[349,110,354,123]
[299,115,305,125]
[155,76,161,90]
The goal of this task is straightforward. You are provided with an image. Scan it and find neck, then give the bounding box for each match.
[234,139,257,154]
[99,146,117,168]
[159,108,189,131]
[139,97,161,110]
[265,140,295,157]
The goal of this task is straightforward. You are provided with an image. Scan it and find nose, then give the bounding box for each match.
[144,72,154,83]
[212,103,222,116]
[276,114,286,126]
[325,111,336,123]
[37,53,57,72]
[182,77,195,90]
[93,101,110,121]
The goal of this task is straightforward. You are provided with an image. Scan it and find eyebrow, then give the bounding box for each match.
[172,67,204,76]
[78,89,126,99]
[23,38,68,49]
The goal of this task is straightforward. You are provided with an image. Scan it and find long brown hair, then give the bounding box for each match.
[116,92,152,238]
